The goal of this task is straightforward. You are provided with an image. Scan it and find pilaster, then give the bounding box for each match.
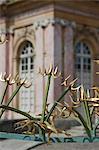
[34,26,44,114]
[33,18,75,109]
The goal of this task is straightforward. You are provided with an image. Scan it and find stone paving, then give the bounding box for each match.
[0,126,98,150]
[0,139,99,150]
[33,143,99,150]
[0,139,41,150]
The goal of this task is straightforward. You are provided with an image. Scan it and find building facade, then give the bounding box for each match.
[0,0,99,119]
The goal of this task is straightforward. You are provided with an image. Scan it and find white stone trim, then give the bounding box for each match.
[0,27,14,34]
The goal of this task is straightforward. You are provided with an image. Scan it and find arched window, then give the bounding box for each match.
[75,41,92,89]
[19,41,34,112]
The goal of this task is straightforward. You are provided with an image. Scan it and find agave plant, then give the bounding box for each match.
[0,65,76,142]
[0,73,32,118]
[0,64,99,143]
[53,60,99,142]
[55,84,99,142]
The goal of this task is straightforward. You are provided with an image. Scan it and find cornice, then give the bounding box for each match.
[2,0,53,17]
[1,1,99,20]
[9,4,54,22]
[54,5,99,21]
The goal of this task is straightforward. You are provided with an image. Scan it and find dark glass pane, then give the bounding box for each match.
[26,58,28,63]
[83,43,90,54]
[30,42,33,47]
[26,49,28,54]
[31,64,33,70]
[26,43,29,48]
[83,58,87,64]
[88,58,91,64]
[31,57,33,63]
[22,59,24,64]
[22,66,24,70]
[83,64,87,70]
[88,65,91,70]
[75,42,81,53]
[75,64,81,70]
[26,65,28,70]
[31,49,33,53]
[77,64,81,69]
[22,50,24,54]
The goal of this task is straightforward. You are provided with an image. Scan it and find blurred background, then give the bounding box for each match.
[0,0,99,132]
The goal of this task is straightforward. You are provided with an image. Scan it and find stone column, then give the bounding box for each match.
[53,19,75,103]
[64,23,75,80]
[33,18,55,113]
[34,25,45,114]
[54,23,62,100]
[33,18,75,113]
[0,20,6,119]
[0,42,6,118]
[0,37,6,71]
[6,29,14,119]
[64,22,75,103]
[44,23,54,106]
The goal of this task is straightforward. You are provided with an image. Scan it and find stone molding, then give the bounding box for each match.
[33,18,76,30]
[15,27,35,38]
[75,24,99,43]
[0,27,14,35]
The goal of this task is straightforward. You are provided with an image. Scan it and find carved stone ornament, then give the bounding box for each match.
[15,26,35,40]
[33,18,76,30]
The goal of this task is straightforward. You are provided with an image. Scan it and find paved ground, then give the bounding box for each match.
[0,126,98,150]
[0,139,99,150]
[33,143,99,150]
[0,139,41,150]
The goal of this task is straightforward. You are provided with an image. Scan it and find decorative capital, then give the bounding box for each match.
[33,18,76,30]
[0,27,14,35]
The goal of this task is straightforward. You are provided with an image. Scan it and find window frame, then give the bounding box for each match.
[19,40,35,112]
[74,41,93,89]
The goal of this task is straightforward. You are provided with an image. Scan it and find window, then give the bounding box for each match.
[75,41,92,89]
[19,41,34,112]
